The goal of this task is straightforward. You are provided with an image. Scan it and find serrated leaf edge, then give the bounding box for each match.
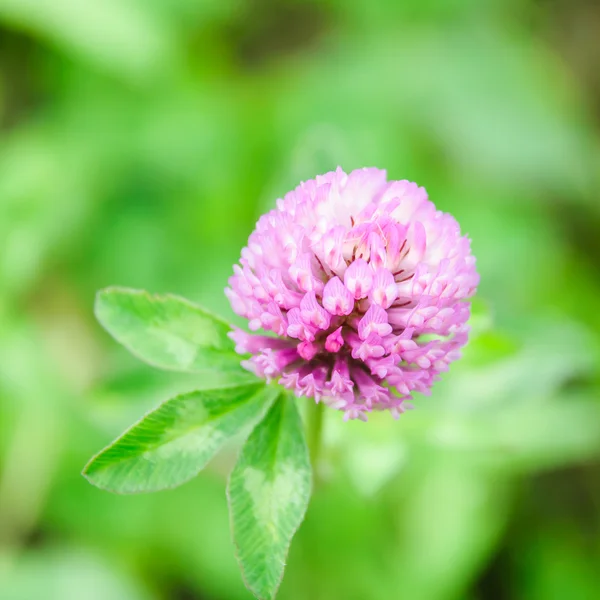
[82,381,273,495]
[227,392,312,600]
[94,286,250,375]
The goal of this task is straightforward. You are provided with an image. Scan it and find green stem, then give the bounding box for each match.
[307,400,325,473]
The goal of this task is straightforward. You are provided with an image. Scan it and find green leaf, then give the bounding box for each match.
[95,287,249,377]
[228,393,312,600]
[83,382,275,493]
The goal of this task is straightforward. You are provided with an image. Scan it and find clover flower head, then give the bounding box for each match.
[226,168,479,420]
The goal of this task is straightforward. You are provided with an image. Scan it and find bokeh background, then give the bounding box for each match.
[1,1,600,599]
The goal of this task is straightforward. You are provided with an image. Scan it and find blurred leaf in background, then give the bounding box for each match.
[1,0,600,599]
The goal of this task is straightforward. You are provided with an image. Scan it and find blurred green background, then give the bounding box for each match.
[1,1,600,599]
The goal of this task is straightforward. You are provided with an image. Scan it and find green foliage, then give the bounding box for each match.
[83,382,275,494]
[95,287,250,377]
[228,393,311,600]
[1,0,600,599]
[87,288,310,597]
